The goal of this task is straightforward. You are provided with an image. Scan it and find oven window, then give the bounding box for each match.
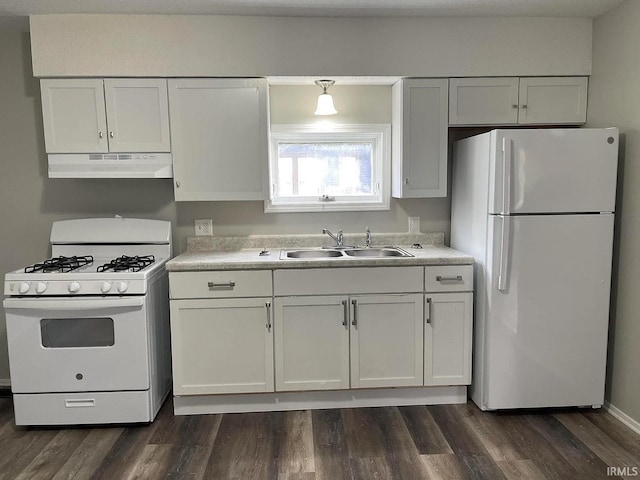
[40,318,115,348]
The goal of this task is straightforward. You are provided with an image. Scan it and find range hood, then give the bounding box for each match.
[47,153,173,178]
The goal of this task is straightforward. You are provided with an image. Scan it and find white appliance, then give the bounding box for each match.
[3,217,172,425]
[451,128,618,411]
[47,153,173,178]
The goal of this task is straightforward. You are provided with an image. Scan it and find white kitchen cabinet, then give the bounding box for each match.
[518,77,588,125]
[449,76,587,126]
[170,297,274,395]
[350,294,424,388]
[392,78,449,198]
[424,293,473,386]
[274,296,350,392]
[449,77,520,125]
[168,78,268,201]
[40,78,170,153]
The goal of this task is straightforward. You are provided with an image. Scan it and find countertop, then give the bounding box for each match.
[166,245,474,272]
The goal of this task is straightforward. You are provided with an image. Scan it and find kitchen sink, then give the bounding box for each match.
[279,246,413,259]
[344,247,413,258]
[282,249,344,259]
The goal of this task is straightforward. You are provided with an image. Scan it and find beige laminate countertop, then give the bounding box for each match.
[166,245,473,272]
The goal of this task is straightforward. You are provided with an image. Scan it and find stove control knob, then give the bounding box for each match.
[101,281,112,294]
[35,282,47,294]
[117,281,129,294]
[68,281,81,294]
[18,282,30,294]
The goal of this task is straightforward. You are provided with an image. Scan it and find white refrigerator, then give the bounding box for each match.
[451,128,618,410]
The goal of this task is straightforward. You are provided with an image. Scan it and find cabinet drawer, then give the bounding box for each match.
[274,267,423,296]
[425,265,473,292]
[169,270,272,299]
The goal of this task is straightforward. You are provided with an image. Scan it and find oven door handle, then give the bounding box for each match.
[3,297,145,311]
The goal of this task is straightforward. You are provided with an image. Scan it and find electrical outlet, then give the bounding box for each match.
[408,216,420,234]
[195,219,213,236]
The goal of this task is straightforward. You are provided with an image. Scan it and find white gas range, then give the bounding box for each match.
[3,217,172,426]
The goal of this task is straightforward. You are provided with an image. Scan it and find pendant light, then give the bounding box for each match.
[314,79,337,115]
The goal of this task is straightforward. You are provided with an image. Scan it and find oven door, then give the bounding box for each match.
[4,296,150,393]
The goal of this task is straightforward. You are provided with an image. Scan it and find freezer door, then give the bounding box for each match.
[489,128,618,214]
[483,214,613,410]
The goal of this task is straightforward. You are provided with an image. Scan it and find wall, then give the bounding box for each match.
[0,13,595,385]
[29,15,592,77]
[589,0,640,426]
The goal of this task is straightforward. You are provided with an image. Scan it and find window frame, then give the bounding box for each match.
[265,124,391,213]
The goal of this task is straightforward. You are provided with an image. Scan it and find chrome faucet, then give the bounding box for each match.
[322,228,343,247]
[365,226,372,248]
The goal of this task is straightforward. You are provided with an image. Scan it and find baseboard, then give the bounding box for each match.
[604,401,640,435]
[174,386,467,415]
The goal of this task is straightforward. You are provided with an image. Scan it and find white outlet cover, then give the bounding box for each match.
[195,219,213,236]
[408,216,420,233]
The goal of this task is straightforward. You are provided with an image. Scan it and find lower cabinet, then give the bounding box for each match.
[274,293,424,391]
[424,292,473,386]
[170,297,274,395]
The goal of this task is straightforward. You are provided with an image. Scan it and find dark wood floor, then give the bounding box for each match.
[0,395,639,480]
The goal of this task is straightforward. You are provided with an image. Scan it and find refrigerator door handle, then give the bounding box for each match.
[502,137,512,214]
[498,215,511,292]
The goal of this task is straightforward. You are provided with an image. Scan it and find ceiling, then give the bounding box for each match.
[0,0,625,31]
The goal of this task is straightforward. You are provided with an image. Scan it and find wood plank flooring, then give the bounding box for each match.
[0,395,638,480]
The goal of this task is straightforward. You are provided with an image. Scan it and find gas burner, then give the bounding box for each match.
[97,255,155,273]
[24,255,94,273]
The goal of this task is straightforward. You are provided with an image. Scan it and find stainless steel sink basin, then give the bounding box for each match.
[343,247,413,258]
[282,249,344,259]
[280,246,413,259]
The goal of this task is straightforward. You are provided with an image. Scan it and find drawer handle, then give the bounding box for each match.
[208,281,236,289]
[342,299,348,328]
[65,399,95,408]
[436,275,463,282]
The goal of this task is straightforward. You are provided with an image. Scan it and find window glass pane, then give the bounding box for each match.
[277,143,373,197]
[41,318,115,348]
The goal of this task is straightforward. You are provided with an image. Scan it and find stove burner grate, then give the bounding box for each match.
[24,255,94,273]
[97,255,155,273]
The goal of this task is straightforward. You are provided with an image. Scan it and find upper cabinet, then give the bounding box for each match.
[40,79,171,153]
[168,78,268,201]
[392,78,449,199]
[449,77,588,126]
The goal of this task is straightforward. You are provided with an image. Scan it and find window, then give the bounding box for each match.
[266,124,390,212]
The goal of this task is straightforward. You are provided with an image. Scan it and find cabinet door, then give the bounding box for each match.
[274,296,350,392]
[170,298,274,395]
[350,294,423,388]
[449,78,519,125]
[518,77,587,125]
[168,78,268,201]
[104,79,170,152]
[392,79,448,198]
[40,79,108,153]
[424,293,472,386]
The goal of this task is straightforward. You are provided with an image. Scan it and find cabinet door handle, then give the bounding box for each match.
[351,299,358,327]
[521,104,528,109]
[207,281,236,289]
[425,297,431,324]
[109,131,114,138]
[511,104,518,109]
[435,275,463,282]
[342,299,348,327]
[265,301,271,331]
[98,131,104,139]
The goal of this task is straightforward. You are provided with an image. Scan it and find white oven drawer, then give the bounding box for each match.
[169,270,272,299]
[425,265,474,292]
[12,391,153,426]
[4,296,151,393]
